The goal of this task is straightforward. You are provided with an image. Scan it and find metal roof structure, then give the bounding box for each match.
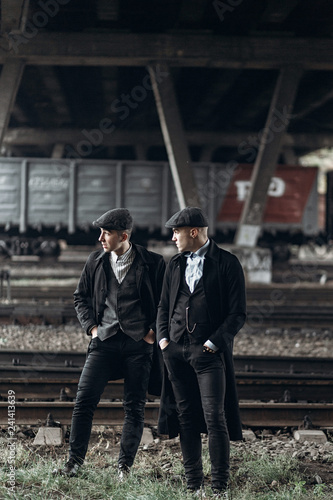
[1,0,333,245]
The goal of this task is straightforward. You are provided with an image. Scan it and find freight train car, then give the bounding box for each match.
[0,158,320,257]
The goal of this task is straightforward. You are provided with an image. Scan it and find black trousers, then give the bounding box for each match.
[69,330,153,466]
[162,332,229,490]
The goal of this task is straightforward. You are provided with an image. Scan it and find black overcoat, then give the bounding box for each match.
[157,239,246,440]
[73,243,166,396]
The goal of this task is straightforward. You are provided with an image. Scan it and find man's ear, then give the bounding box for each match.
[190,228,198,238]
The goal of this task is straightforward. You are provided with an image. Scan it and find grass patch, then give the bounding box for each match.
[0,439,333,499]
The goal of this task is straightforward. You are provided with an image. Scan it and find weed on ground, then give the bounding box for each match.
[1,430,333,499]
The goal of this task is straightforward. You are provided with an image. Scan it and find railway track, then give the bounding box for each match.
[6,282,333,303]
[1,352,332,406]
[2,350,332,373]
[1,350,332,427]
[2,282,333,326]
[1,373,332,403]
[2,299,333,327]
[1,400,333,428]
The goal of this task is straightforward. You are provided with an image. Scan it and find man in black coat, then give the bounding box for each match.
[54,208,165,478]
[157,207,246,497]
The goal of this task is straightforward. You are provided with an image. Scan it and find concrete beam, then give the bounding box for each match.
[1,0,28,35]
[1,33,333,69]
[148,63,200,208]
[0,59,25,148]
[5,128,333,152]
[51,143,65,159]
[234,67,303,247]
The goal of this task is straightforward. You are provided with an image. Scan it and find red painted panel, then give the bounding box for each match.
[218,165,317,223]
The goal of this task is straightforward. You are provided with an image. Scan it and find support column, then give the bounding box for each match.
[234,67,303,247]
[0,59,25,149]
[51,143,65,159]
[147,63,201,209]
[1,0,28,35]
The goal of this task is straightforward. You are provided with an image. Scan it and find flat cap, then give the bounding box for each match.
[165,207,209,229]
[93,208,133,231]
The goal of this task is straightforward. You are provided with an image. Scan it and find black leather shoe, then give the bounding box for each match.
[187,486,206,498]
[118,463,130,482]
[52,458,81,477]
[212,488,228,499]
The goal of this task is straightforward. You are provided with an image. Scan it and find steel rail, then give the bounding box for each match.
[7,283,333,303]
[1,378,124,401]
[1,401,333,428]
[1,372,332,403]
[1,351,332,374]
[2,301,333,326]
[1,352,333,403]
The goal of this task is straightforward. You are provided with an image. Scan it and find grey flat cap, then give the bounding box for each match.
[93,208,133,231]
[165,207,209,228]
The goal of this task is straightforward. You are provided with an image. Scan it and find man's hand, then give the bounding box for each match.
[91,326,98,338]
[203,342,217,353]
[143,329,156,344]
[159,339,170,350]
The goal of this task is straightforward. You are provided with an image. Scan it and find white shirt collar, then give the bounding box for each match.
[187,239,210,259]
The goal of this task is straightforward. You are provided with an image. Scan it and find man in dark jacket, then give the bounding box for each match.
[157,207,246,498]
[54,208,165,478]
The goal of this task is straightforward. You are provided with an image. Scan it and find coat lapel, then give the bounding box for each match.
[170,256,183,314]
[203,241,221,322]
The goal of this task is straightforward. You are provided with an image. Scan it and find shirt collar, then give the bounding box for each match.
[110,243,133,263]
[195,238,210,258]
[185,239,210,259]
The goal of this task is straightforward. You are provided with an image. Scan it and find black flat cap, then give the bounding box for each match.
[93,208,133,231]
[165,207,209,228]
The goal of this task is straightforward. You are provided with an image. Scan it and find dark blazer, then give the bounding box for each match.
[73,243,166,395]
[74,243,165,335]
[157,239,246,440]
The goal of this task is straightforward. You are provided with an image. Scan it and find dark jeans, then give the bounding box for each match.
[162,333,229,490]
[69,330,153,467]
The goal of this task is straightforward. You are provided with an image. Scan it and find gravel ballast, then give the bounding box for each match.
[0,322,332,357]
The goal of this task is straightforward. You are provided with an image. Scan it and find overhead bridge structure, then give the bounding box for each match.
[1,0,333,246]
